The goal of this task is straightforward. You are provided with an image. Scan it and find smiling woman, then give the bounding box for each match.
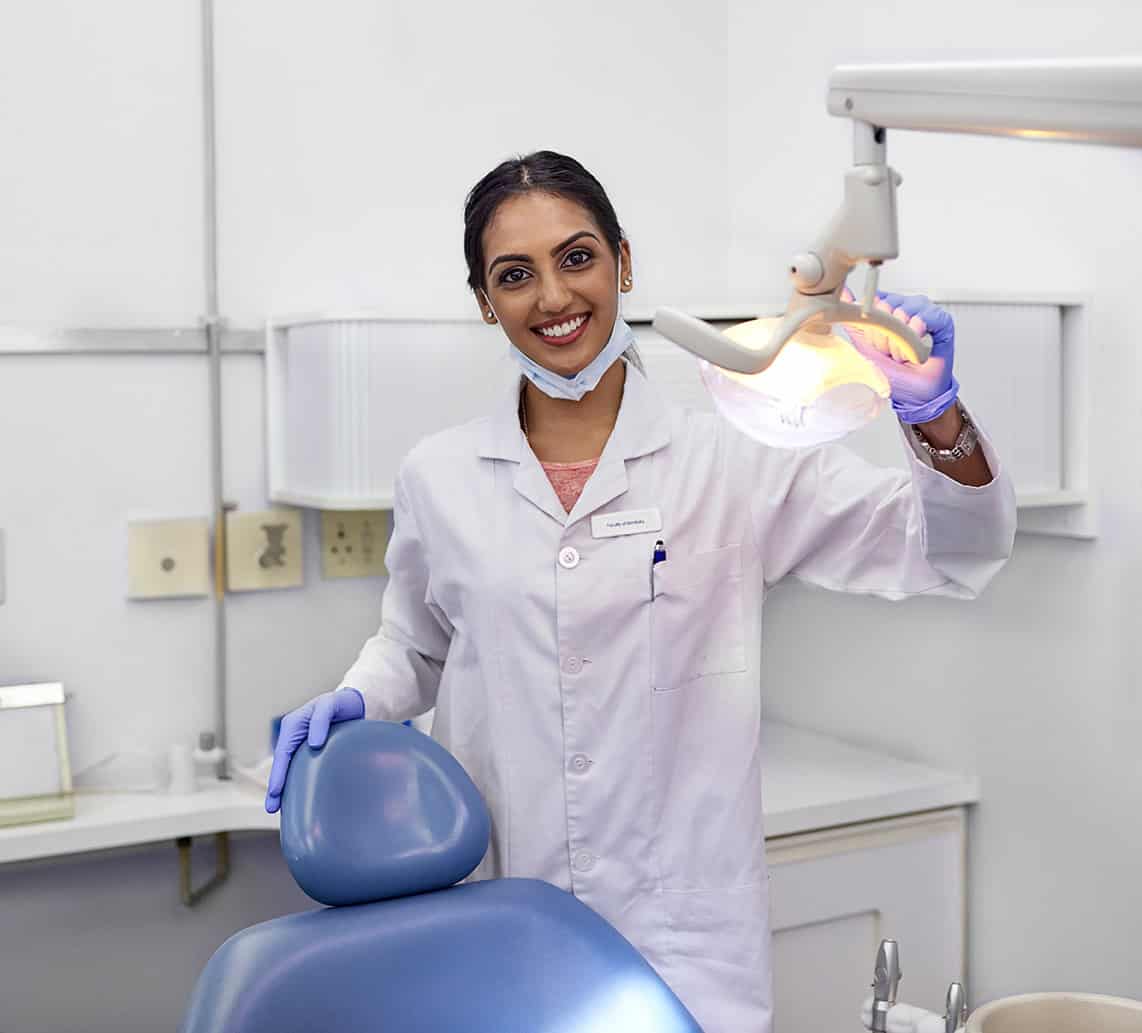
[264,148,1017,1033]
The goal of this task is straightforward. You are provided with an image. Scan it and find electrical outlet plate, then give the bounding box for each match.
[127,518,211,599]
[320,510,389,579]
[226,508,304,592]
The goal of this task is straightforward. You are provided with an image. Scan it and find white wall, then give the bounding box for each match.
[212,0,731,323]
[727,0,1142,1008]
[0,3,734,1029]
[0,0,205,324]
[3,0,1139,1026]
[0,0,733,791]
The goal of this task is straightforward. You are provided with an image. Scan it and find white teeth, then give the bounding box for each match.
[539,315,586,338]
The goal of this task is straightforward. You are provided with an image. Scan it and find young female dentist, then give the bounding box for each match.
[265,151,1016,1033]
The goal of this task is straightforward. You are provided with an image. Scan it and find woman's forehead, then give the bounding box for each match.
[483,192,602,254]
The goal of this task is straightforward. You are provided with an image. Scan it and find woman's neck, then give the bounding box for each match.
[522,360,626,463]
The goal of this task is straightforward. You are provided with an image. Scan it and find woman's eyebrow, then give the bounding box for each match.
[488,231,602,274]
[550,230,600,254]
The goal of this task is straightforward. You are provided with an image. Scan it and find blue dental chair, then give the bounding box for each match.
[181,720,703,1032]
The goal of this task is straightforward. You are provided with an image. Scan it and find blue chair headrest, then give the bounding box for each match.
[279,720,490,906]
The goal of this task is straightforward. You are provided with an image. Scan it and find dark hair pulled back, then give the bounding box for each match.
[463,151,625,293]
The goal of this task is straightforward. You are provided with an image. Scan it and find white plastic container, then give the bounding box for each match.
[168,744,197,794]
[966,993,1142,1033]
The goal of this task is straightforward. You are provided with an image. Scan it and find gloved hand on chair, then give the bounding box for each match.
[841,288,959,424]
[265,688,365,814]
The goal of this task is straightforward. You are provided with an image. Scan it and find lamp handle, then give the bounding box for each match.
[653,298,930,377]
[652,308,774,374]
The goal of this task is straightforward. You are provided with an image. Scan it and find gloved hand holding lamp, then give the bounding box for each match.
[840,288,957,424]
[840,287,992,487]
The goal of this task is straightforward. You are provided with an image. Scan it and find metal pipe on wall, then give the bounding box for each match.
[200,0,229,779]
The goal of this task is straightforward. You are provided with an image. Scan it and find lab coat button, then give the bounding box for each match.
[558,546,580,569]
[563,656,583,674]
[570,753,591,773]
[573,850,595,872]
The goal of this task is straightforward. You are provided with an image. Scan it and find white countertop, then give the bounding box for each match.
[759,722,979,838]
[0,722,978,866]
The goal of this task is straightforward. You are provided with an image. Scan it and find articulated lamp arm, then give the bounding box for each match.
[654,118,931,373]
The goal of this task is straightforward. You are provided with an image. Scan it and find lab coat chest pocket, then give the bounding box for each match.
[650,543,747,690]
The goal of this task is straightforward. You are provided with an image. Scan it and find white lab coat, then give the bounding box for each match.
[342,361,1016,1033]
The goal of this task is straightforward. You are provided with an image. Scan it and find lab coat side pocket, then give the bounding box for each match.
[650,543,747,691]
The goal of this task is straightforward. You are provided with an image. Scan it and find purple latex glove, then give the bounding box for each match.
[264,687,365,813]
[841,289,959,424]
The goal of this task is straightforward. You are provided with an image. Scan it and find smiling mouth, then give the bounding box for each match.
[531,313,591,346]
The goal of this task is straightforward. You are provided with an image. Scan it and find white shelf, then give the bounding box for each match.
[0,779,277,865]
[270,489,395,511]
[1016,490,1089,509]
[0,724,976,866]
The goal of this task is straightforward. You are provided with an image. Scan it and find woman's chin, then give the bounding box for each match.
[527,340,598,377]
[545,352,590,377]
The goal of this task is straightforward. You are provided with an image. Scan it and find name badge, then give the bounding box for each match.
[591,508,663,539]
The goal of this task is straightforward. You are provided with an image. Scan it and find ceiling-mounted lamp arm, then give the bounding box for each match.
[789,120,901,299]
[826,57,1142,148]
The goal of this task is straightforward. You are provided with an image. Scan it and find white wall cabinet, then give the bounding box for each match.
[266,317,512,509]
[768,808,967,1033]
[633,292,1093,538]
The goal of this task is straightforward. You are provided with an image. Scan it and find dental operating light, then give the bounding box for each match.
[655,57,1142,446]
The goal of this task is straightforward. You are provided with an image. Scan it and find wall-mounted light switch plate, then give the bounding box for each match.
[320,510,389,579]
[127,518,211,600]
[225,508,304,592]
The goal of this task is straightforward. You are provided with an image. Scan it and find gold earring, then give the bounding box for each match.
[623,276,633,288]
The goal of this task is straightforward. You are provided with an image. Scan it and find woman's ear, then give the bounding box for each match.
[476,291,498,324]
[619,240,633,292]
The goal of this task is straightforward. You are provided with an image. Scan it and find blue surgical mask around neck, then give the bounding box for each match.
[509,314,634,401]
[487,266,632,402]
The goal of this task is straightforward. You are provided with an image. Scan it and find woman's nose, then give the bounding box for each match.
[536,275,573,314]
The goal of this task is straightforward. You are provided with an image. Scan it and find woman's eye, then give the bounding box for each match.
[563,248,592,268]
[498,267,529,286]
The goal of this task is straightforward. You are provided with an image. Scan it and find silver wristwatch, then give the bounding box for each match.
[910,404,978,462]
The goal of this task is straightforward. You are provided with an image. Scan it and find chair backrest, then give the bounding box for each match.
[181,721,702,1033]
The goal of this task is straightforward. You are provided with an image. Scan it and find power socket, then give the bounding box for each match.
[226,508,304,592]
[320,510,389,579]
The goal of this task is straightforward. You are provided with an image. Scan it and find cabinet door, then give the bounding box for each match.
[767,808,966,1033]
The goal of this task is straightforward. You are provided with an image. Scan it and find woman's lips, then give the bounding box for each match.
[532,313,591,347]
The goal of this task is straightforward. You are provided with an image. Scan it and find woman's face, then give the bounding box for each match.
[478,191,633,377]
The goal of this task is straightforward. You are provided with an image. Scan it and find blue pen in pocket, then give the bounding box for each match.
[651,538,667,599]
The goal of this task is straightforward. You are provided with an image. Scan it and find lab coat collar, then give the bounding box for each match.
[476,360,672,526]
[476,360,671,463]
